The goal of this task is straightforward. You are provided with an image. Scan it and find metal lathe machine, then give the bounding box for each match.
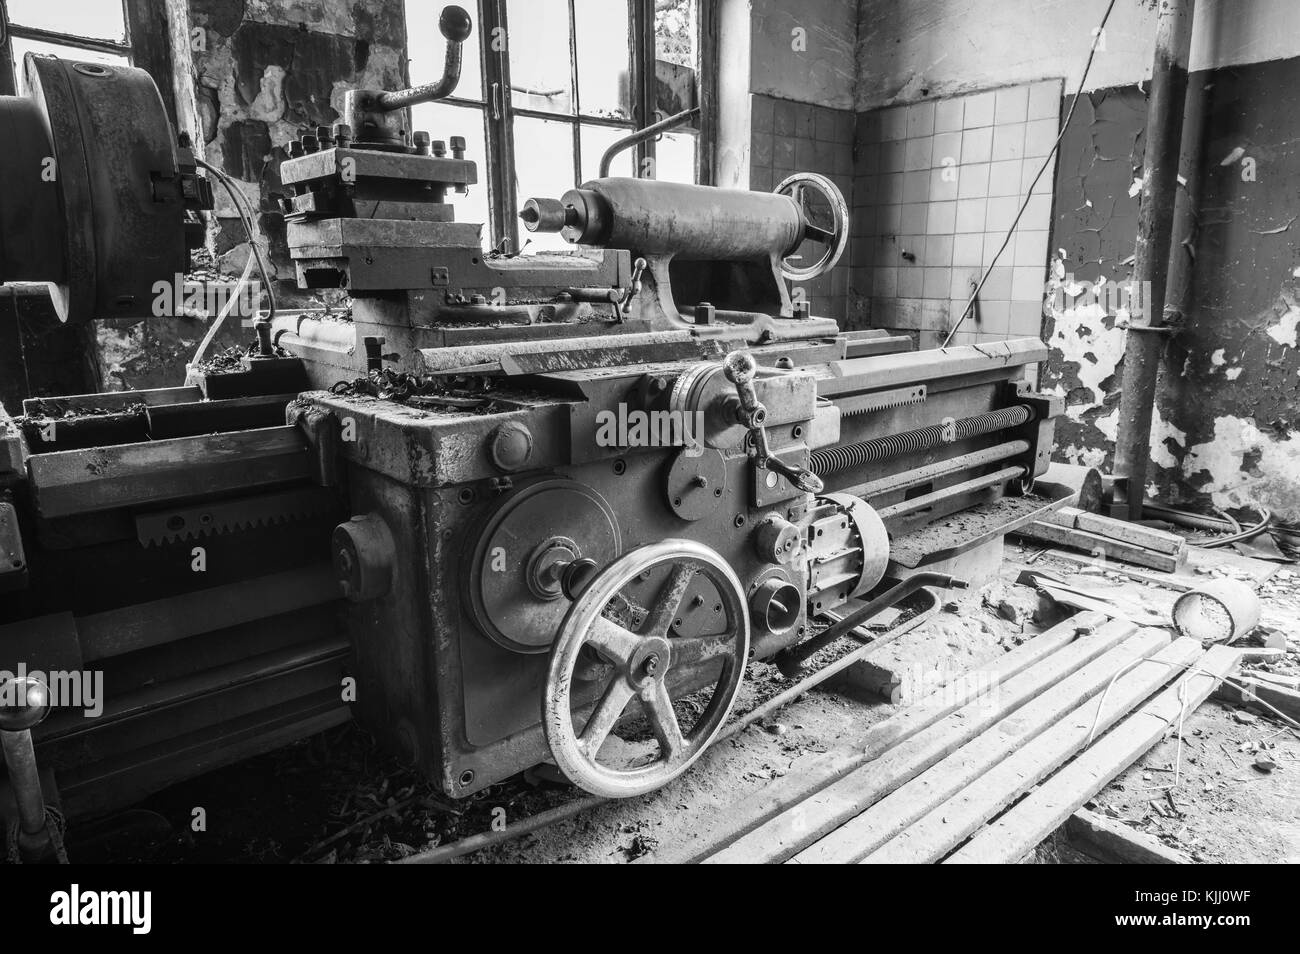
[0,6,1062,858]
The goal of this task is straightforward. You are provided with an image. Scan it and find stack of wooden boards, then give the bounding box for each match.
[1013,506,1187,572]
[641,610,1246,864]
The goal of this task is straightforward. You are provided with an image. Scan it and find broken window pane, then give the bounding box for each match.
[507,0,573,115]
[579,123,634,182]
[655,0,696,69]
[409,101,492,249]
[574,0,629,120]
[6,0,127,42]
[513,115,575,253]
[405,0,483,102]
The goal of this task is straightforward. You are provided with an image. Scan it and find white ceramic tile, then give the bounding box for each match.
[927,200,957,233]
[995,85,1029,125]
[1027,80,1062,121]
[1023,118,1059,158]
[962,91,996,129]
[960,125,993,164]
[907,101,936,138]
[991,123,1025,162]
[987,159,1022,197]
[955,197,987,233]
[934,97,965,133]
[958,162,991,199]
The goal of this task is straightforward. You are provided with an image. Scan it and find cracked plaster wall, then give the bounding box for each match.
[191,0,408,283]
[92,0,408,392]
[1046,60,1300,521]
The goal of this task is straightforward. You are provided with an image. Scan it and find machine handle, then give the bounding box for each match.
[723,351,824,494]
[377,6,473,110]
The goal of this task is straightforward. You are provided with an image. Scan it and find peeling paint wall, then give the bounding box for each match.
[854,1,1300,520]
[94,0,408,392]
[1046,58,1300,521]
[191,0,407,282]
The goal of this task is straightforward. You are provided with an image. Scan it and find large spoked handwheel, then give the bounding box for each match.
[775,172,849,282]
[543,540,750,798]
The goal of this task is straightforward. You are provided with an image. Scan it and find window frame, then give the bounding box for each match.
[418,0,703,252]
[0,0,175,120]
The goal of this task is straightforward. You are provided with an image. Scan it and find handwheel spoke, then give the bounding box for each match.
[587,616,642,668]
[644,563,698,636]
[643,681,686,760]
[578,677,635,757]
[669,630,738,669]
[805,223,835,245]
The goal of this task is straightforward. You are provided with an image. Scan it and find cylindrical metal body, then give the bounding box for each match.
[552,178,805,260]
[0,55,191,322]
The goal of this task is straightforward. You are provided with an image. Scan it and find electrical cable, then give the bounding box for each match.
[187,158,280,373]
[1143,501,1274,549]
[942,0,1119,347]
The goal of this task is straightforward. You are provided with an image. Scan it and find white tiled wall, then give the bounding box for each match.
[851,80,1062,347]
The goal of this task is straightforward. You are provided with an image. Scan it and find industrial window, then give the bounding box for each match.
[0,1,173,110]
[405,0,702,254]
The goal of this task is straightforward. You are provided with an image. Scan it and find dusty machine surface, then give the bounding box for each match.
[0,6,1064,856]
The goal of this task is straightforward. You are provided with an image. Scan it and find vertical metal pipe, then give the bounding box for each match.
[1111,0,1197,521]
[1164,72,1209,332]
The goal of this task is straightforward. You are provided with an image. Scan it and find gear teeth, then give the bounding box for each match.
[135,489,338,547]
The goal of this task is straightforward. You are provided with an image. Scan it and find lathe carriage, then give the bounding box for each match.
[0,6,1062,850]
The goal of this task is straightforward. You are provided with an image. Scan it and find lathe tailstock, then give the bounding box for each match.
[0,5,1063,850]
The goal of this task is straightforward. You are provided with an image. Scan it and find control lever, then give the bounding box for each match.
[722,351,824,494]
[620,257,647,316]
[377,6,473,109]
[342,6,474,146]
[0,675,55,861]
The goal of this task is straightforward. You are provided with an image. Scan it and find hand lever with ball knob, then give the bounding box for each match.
[0,675,55,861]
[342,6,474,147]
[722,351,824,495]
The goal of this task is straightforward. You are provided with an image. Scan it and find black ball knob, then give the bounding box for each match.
[440,6,473,43]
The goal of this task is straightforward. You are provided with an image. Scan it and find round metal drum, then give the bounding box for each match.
[467,478,622,653]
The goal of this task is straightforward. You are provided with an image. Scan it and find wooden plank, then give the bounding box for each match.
[641,611,1108,864]
[1066,809,1191,864]
[1185,546,1279,583]
[1046,546,1281,591]
[28,426,311,518]
[1042,506,1186,555]
[794,628,1170,863]
[1213,677,1300,723]
[1015,520,1184,572]
[703,616,1140,864]
[863,637,1205,864]
[1045,550,1194,591]
[947,643,1241,864]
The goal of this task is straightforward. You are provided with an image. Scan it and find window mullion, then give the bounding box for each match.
[481,0,517,251]
[629,0,655,177]
[567,0,581,185]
